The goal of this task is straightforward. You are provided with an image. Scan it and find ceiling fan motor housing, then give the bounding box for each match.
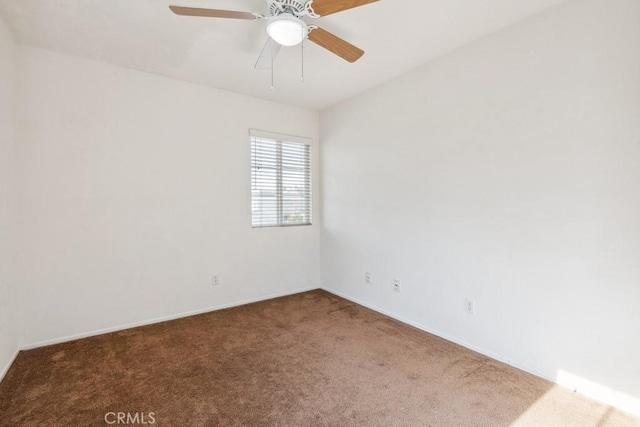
[268,0,312,18]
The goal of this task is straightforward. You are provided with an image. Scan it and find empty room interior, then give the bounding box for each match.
[1,0,639,425]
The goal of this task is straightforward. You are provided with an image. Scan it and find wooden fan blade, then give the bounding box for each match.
[308,27,364,63]
[169,5,258,20]
[309,0,379,17]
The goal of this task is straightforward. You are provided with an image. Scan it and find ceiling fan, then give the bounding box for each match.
[169,0,378,65]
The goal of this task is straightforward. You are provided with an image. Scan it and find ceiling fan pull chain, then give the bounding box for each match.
[271,41,275,90]
[301,30,305,82]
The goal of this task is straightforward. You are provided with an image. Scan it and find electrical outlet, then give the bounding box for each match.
[465,298,475,315]
[365,272,371,284]
[393,279,401,292]
[212,275,219,286]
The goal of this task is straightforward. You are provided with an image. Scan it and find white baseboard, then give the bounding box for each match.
[10,285,640,417]
[319,286,549,378]
[320,285,640,417]
[20,286,317,351]
[0,348,20,383]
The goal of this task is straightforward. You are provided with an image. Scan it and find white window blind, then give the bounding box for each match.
[251,131,312,228]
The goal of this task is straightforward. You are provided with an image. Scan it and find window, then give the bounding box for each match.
[250,130,312,228]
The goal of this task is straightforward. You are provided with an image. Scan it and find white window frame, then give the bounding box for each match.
[250,129,312,228]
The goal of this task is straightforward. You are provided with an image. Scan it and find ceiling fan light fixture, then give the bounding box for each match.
[266,13,308,46]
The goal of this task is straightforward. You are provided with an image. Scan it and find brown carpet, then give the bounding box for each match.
[0,290,637,426]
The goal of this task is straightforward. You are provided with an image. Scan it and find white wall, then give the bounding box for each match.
[0,15,20,379]
[321,0,640,414]
[16,47,320,347]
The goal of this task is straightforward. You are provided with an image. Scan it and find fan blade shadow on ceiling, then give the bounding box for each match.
[254,38,283,69]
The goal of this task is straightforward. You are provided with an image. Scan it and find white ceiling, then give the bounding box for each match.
[0,0,569,110]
